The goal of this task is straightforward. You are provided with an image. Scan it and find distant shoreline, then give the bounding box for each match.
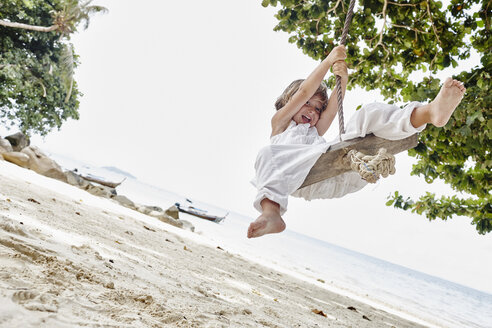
[101,166,137,179]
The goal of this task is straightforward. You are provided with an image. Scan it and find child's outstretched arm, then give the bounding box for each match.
[271,45,346,136]
[315,61,348,136]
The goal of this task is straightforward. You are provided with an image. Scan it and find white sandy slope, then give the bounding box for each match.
[0,161,425,328]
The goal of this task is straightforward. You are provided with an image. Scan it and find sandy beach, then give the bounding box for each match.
[0,161,426,328]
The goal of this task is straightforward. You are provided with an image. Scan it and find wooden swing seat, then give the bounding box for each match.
[298,133,419,189]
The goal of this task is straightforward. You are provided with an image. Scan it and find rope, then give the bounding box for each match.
[344,148,396,184]
[332,2,398,185]
[336,0,357,140]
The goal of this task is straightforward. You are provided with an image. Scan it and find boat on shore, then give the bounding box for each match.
[79,173,126,188]
[175,203,227,223]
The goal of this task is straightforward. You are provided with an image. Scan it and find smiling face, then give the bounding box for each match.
[293,95,324,127]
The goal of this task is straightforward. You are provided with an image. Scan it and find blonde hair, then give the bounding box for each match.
[275,79,329,112]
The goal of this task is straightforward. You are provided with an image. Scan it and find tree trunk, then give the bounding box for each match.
[0,19,58,32]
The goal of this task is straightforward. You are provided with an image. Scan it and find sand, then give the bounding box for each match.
[0,161,426,328]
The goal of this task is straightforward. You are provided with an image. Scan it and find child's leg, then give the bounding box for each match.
[247,198,286,238]
[340,102,425,141]
[340,78,466,142]
[410,78,466,128]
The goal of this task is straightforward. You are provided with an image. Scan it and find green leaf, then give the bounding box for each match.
[22,0,34,9]
[466,111,482,125]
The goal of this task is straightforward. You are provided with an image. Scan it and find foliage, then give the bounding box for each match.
[261,0,491,234]
[0,0,106,136]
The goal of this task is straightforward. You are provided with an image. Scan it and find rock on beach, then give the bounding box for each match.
[0,131,195,233]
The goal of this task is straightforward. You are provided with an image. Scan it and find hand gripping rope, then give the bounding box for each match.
[335,0,396,183]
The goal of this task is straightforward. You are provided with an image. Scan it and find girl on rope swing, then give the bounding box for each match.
[248,45,466,239]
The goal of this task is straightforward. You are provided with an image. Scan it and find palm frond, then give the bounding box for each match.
[27,75,47,97]
[54,0,108,34]
[60,43,74,103]
[76,0,108,30]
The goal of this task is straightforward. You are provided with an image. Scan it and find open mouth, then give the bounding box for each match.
[302,115,312,124]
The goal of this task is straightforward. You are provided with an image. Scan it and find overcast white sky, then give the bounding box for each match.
[14,0,490,293]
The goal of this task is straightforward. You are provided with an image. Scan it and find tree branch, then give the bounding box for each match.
[327,0,342,15]
[376,0,388,47]
[387,1,417,7]
[485,0,491,31]
[391,23,430,35]
[429,52,438,70]
[425,1,442,47]
[0,19,58,32]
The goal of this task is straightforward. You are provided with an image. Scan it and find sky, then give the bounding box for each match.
[6,0,490,293]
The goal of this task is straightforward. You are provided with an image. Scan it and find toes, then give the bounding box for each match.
[247,226,260,238]
[247,220,264,238]
[450,80,466,93]
[444,77,454,87]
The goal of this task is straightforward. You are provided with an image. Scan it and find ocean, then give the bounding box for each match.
[50,152,492,328]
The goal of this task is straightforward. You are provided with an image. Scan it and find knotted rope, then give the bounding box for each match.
[331,1,396,184]
[344,148,396,184]
[336,0,357,140]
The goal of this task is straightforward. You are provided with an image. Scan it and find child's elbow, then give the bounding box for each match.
[271,113,288,134]
[296,86,309,99]
[271,114,280,129]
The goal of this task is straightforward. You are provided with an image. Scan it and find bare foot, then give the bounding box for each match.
[247,213,286,238]
[429,77,466,127]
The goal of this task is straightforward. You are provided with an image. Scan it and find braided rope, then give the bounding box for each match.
[345,148,396,184]
[336,0,357,140]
